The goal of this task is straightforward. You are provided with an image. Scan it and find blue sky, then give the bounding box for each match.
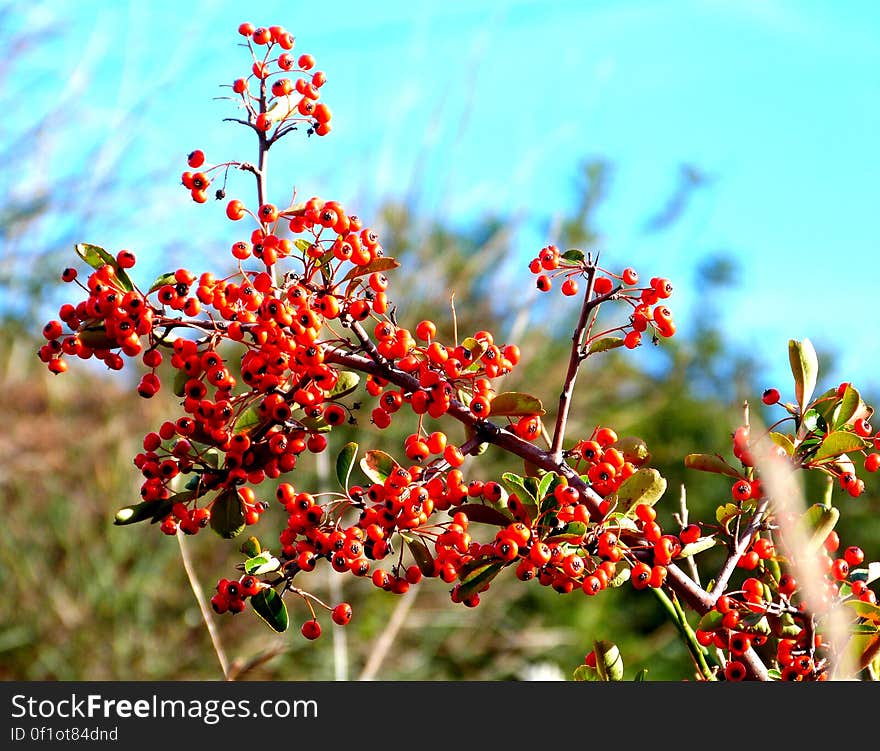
[9,0,880,398]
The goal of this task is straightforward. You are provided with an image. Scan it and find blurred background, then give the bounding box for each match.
[1,0,878,681]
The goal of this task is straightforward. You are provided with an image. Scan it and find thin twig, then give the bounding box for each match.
[358,589,418,681]
[679,484,701,586]
[177,531,230,680]
[709,498,770,599]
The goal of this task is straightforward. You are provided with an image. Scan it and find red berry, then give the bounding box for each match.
[187,150,205,168]
[761,388,780,405]
[331,602,353,626]
[854,418,872,438]
[844,546,864,567]
[731,479,752,502]
[301,619,322,640]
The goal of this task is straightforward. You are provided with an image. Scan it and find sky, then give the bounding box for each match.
[6,0,880,398]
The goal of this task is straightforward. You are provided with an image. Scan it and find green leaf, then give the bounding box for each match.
[811,430,867,464]
[738,612,771,636]
[74,242,134,291]
[457,560,505,599]
[240,536,261,557]
[172,368,189,398]
[769,432,795,456]
[360,450,397,484]
[335,442,358,490]
[244,551,281,576]
[573,664,602,682]
[767,668,782,680]
[677,536,717,559]
[148,272,178,294]
[697,610,724,632]
[233,406,261,433]
[456,503,513,527]
[800,503,840,551]
[536,471,557,502]
[209,488,246,539]
[488,391,546,417]
[299,415,332,433]
[616,468,667,515]
[545,521,588,544]
[328,371,360,399]
[844,599,880,624]
[715,502,744,530]
[522,476,541,502]
[801,408,823,433]
[501,472,536,504]
[587,337,624,355]
[251,589,289,633]
[114,497,175,526]
[561,248,585,263]
[851,623,880,636]
[605,512,639,533]
[608,566,631,589]
[611,436,651,467]
[789,338,818,415]
[850,632,880,672]
[294,238,312,254]
[77,325,113,349]
[684,453,742,478]
[459,336,488,363]
[777,612,802,639]
[401,534,436,576]
[340,257,400,284]
[833,384,863,429]
[634,668,648,682]
[593,640,624,681]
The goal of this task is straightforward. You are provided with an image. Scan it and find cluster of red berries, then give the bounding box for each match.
[39,254,153,375]
[569,427,644,499]
[756,380,879,497]
[211,574,265,614]
[695,530,874,681]
[365,327,522,432]
[528,246,675,348]
[234,22,331,137]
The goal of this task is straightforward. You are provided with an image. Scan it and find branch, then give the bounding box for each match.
[320,341,772,680]
[550,265,596,462]
[709,498,770,600]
